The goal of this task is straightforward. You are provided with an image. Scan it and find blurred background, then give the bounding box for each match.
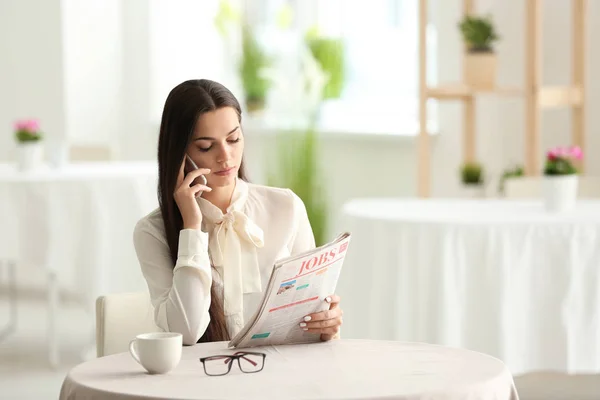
[1,0,599,398]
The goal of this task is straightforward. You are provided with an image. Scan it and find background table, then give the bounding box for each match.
[337,198,600,376]
[60,339,518,400]
[0,162,159,365]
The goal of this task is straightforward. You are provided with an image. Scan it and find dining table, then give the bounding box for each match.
[60,339,520,400]
[337,198,600,376]
[0,161,159,366]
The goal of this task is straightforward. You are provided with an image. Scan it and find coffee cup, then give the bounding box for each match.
[129,332,182,374]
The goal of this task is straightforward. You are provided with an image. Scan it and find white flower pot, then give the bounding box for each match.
[543,174,578,212]
[460,184,485,198]
[16,141,44,172]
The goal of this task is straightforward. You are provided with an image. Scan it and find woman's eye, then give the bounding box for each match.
[198,137,239,152]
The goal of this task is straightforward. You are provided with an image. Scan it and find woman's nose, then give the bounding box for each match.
[216,144,231,163]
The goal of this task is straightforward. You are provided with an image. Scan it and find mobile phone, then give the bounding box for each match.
[184,154,208,196]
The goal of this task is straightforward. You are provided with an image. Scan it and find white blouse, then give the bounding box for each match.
[133,178,316,345]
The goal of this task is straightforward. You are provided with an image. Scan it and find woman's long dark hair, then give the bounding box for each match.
[157,79,249,343]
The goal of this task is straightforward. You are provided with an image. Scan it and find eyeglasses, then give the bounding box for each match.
[199,351,266,376]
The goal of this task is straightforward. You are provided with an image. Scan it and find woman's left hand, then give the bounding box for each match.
[300,295,343,341]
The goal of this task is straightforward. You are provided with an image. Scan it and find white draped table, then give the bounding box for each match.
[337,198,600,376]
[0,162,159,366]
[60,339,519,400]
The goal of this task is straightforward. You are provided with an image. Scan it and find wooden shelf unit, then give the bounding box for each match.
[417,0,588,198]
[426,85,524,99]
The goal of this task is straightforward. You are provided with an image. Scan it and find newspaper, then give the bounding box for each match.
[228,232,352,348]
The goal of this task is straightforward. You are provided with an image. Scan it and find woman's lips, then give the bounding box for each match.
[214,166,235,176]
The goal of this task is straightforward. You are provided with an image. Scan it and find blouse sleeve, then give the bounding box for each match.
[133,221,213,345]
[288,190,316,255]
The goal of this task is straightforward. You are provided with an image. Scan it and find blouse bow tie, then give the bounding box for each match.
[204,208,264,317]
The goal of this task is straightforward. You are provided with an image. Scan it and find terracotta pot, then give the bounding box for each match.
[465,51,497,90]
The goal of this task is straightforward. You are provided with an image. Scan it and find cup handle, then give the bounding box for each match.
[129,339,141,365]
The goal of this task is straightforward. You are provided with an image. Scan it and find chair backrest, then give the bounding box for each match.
[505,176,600,198]
[95,291,160,357]
[70,145,113,161]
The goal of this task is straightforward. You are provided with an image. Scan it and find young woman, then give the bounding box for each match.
[133,79,343,345]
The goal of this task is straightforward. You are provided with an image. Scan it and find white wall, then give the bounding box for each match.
[119,0,153,160]
[0,0,66,162]
[61,0,122,150]
[0,0,152,162]
[243,130,421,240]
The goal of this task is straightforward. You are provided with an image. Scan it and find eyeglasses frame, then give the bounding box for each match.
[199,351,266,376]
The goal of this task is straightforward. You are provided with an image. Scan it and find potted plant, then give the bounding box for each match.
[305,27,345,100]
[498,164,524,195]
[239,23,272,114]
[542,145,583,212]
[267,125,328,247]
[459,161,485,198]
[458,15,499,90]
[14,118,44,171]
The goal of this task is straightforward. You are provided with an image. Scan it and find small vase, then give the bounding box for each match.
[16,141,44,172]
[46,138,69,168]
[464,51,497,90]
[459,183,485,199]
[543,174,578,212]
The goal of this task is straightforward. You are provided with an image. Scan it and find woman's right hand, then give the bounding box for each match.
[174,160,212,230]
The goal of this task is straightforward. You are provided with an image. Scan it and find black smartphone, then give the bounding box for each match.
[184,154,208,196]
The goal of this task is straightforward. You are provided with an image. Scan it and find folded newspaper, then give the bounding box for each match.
[228,232,352,348]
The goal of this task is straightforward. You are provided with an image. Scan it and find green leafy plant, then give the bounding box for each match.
[458,15,499,52]
[544,146,583,175]
[306,38,344,99]
[14,119,43,143]
[460,161,484,185]
[498,164,524,194]
[239,24,272,111]
[267,126,328,247]
[213,0,240,39]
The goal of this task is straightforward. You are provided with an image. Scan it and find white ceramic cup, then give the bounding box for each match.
[129,332,182,374]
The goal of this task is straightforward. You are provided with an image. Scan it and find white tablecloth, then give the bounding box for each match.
[338,198,600,376]
[59,339,518,400]
[0,162,159,301]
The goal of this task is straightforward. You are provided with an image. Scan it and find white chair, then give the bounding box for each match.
[505,176,600,198]
[0,260,17,341]
[95,291,160,357]
[69,145,113,161]
[513,371,600,400]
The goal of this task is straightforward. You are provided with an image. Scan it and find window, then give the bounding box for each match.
[150,0,231,119]
[254,0,439,135]
[314,0,437,134]
[150,0,438,135]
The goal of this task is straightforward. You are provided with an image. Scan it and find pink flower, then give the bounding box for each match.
[547,145,584,162]
[556,147,569,157]
[13,119,40,133]
[570,146,583,160]
[26,119,40,132]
